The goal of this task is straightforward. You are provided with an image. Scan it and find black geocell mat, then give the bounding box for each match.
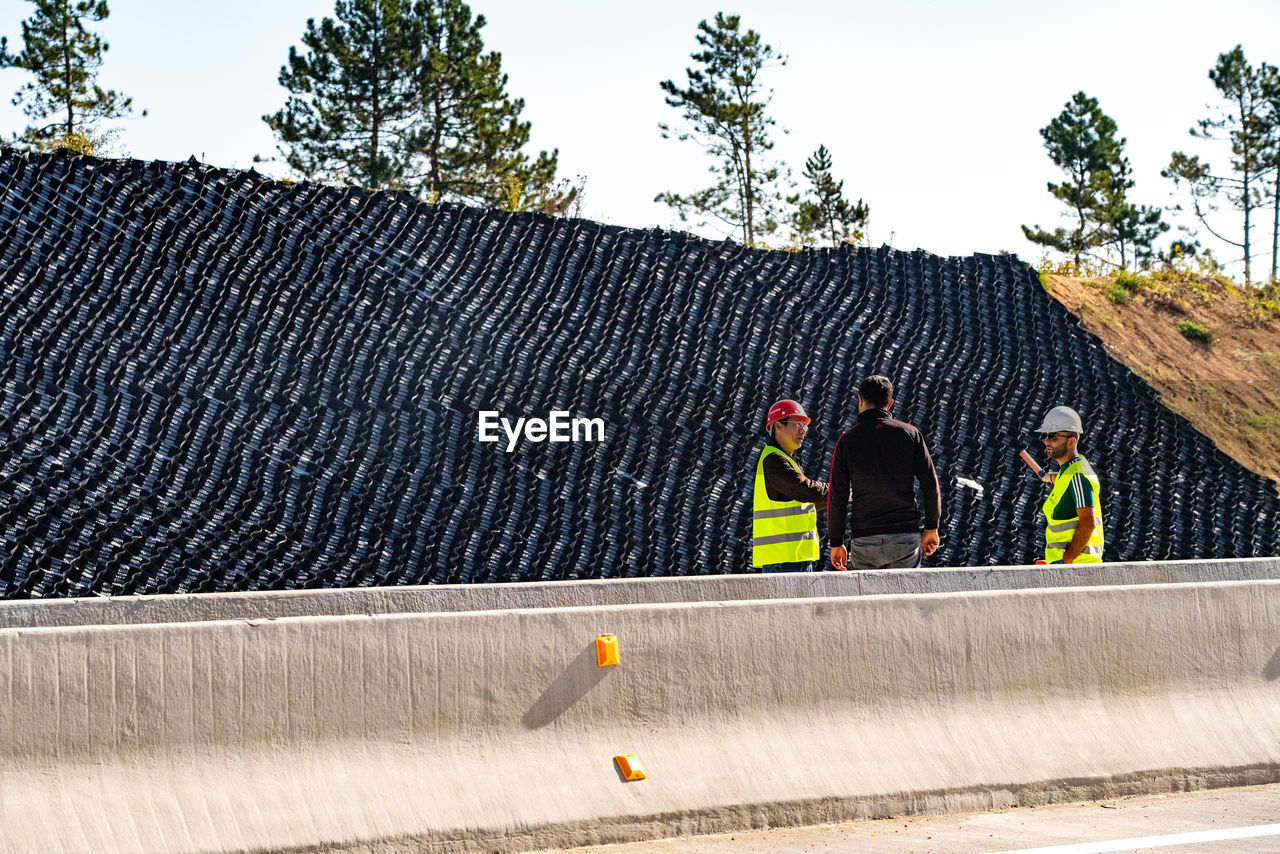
[0,149,1274,597]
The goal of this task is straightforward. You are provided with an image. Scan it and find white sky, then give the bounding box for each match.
[1,0,1278,271]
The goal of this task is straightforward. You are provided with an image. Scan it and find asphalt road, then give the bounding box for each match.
[544,783,1280,853]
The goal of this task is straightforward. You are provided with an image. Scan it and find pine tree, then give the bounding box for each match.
[1258,62,1280,284]
[791,145,869,247]
[400,0,567,210]
[1022,92,1132,268]
[265,0,570,208]
[263,0,419,189]
[0,0,141,153]
[656,13,788,246]
[1098,155,1168,269]
[1164,46,1271,285]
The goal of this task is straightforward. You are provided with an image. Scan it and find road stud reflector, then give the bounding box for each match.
[595,635,620,666]
[614,754,645,780]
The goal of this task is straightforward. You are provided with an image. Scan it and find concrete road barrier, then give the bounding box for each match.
[3,557,1278,629]
[3,562,1280,852]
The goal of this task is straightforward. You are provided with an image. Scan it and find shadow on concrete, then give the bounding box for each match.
[522,642,610,729]
[1264,646,1280,681]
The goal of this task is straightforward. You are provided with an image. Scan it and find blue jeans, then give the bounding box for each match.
[762,561,815,573]
[846,533,921,570]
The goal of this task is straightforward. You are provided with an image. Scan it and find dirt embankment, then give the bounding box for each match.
[1044,273,1280,494]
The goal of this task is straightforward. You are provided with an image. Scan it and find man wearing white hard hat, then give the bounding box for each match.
[1034,406,1104,564]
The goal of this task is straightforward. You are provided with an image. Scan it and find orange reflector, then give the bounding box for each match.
[614,754,645,780]
[595,635,620,667]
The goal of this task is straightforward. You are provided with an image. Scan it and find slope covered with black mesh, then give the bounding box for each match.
[0,149,1274,597]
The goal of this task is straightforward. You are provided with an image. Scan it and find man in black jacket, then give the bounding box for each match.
[827,376,941,570]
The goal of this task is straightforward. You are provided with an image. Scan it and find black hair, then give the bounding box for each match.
[858,375,893,409]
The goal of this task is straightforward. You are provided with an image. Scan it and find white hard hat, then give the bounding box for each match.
[1035,405,1083,434]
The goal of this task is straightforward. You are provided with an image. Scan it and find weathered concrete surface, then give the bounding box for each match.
[2,556,1279,629]
[546,782,1280,853]
[3,567,1280,853]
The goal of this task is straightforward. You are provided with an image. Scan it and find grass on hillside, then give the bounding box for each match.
[1043,270,1280,495]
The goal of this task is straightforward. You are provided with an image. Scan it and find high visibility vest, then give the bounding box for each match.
[752,445,819,567]
[1042,455,1104,564]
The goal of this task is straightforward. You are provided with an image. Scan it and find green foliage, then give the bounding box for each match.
[500,171,583,216]
[0,0,141,150]
[1035,253,1109,278]
[1247,297,1280,322]
[1105,283,1132,304]
[1113,269,1149,295]
[1244,410,1280,432]
[13,125,113,155]
[790,145,869,247]
[1103,268,1169,308]
[1260,62,1280,284]
[1142,269,1217,313]
[1023,92,1163,268]
[265,0,568,208]
[1246,284,1280,322]
[1164,46,1273,285]
[1176,320,1218,343]
[1100,153,1168,269]
[656,13,788,245]
[1155,238,1203,269]
[400,0,566,208]
[1154,243,1228,281]
[264,0,419,188]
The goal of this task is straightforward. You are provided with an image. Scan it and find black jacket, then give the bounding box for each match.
[762,438,828,505]
[826,409,941,542]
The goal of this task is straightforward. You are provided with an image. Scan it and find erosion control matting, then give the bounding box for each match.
[0,149,1275,597]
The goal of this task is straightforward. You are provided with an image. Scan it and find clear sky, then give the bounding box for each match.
[1,0,1278,272]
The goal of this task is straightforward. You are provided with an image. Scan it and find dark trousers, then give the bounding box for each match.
[761,560,816,573]
[846,532,921,570]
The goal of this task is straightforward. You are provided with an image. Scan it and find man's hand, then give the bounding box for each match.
[1062,507,1095,564]
[920,529,939,557]
[1041,471,1058,486]
[830,545,848,571]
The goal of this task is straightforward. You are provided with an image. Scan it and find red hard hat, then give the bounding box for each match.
[765,399,810,433]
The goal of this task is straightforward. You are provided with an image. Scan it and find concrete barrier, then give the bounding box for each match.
[3,556,1279,629]
[3,564,1280,852]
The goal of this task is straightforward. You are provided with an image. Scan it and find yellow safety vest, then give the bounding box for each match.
[752,444,819,567]
[1042,455,1104,564]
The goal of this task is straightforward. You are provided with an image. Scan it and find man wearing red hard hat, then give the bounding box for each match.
[751,399,829,572]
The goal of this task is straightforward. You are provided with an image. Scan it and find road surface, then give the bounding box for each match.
[544,783,1280,853]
